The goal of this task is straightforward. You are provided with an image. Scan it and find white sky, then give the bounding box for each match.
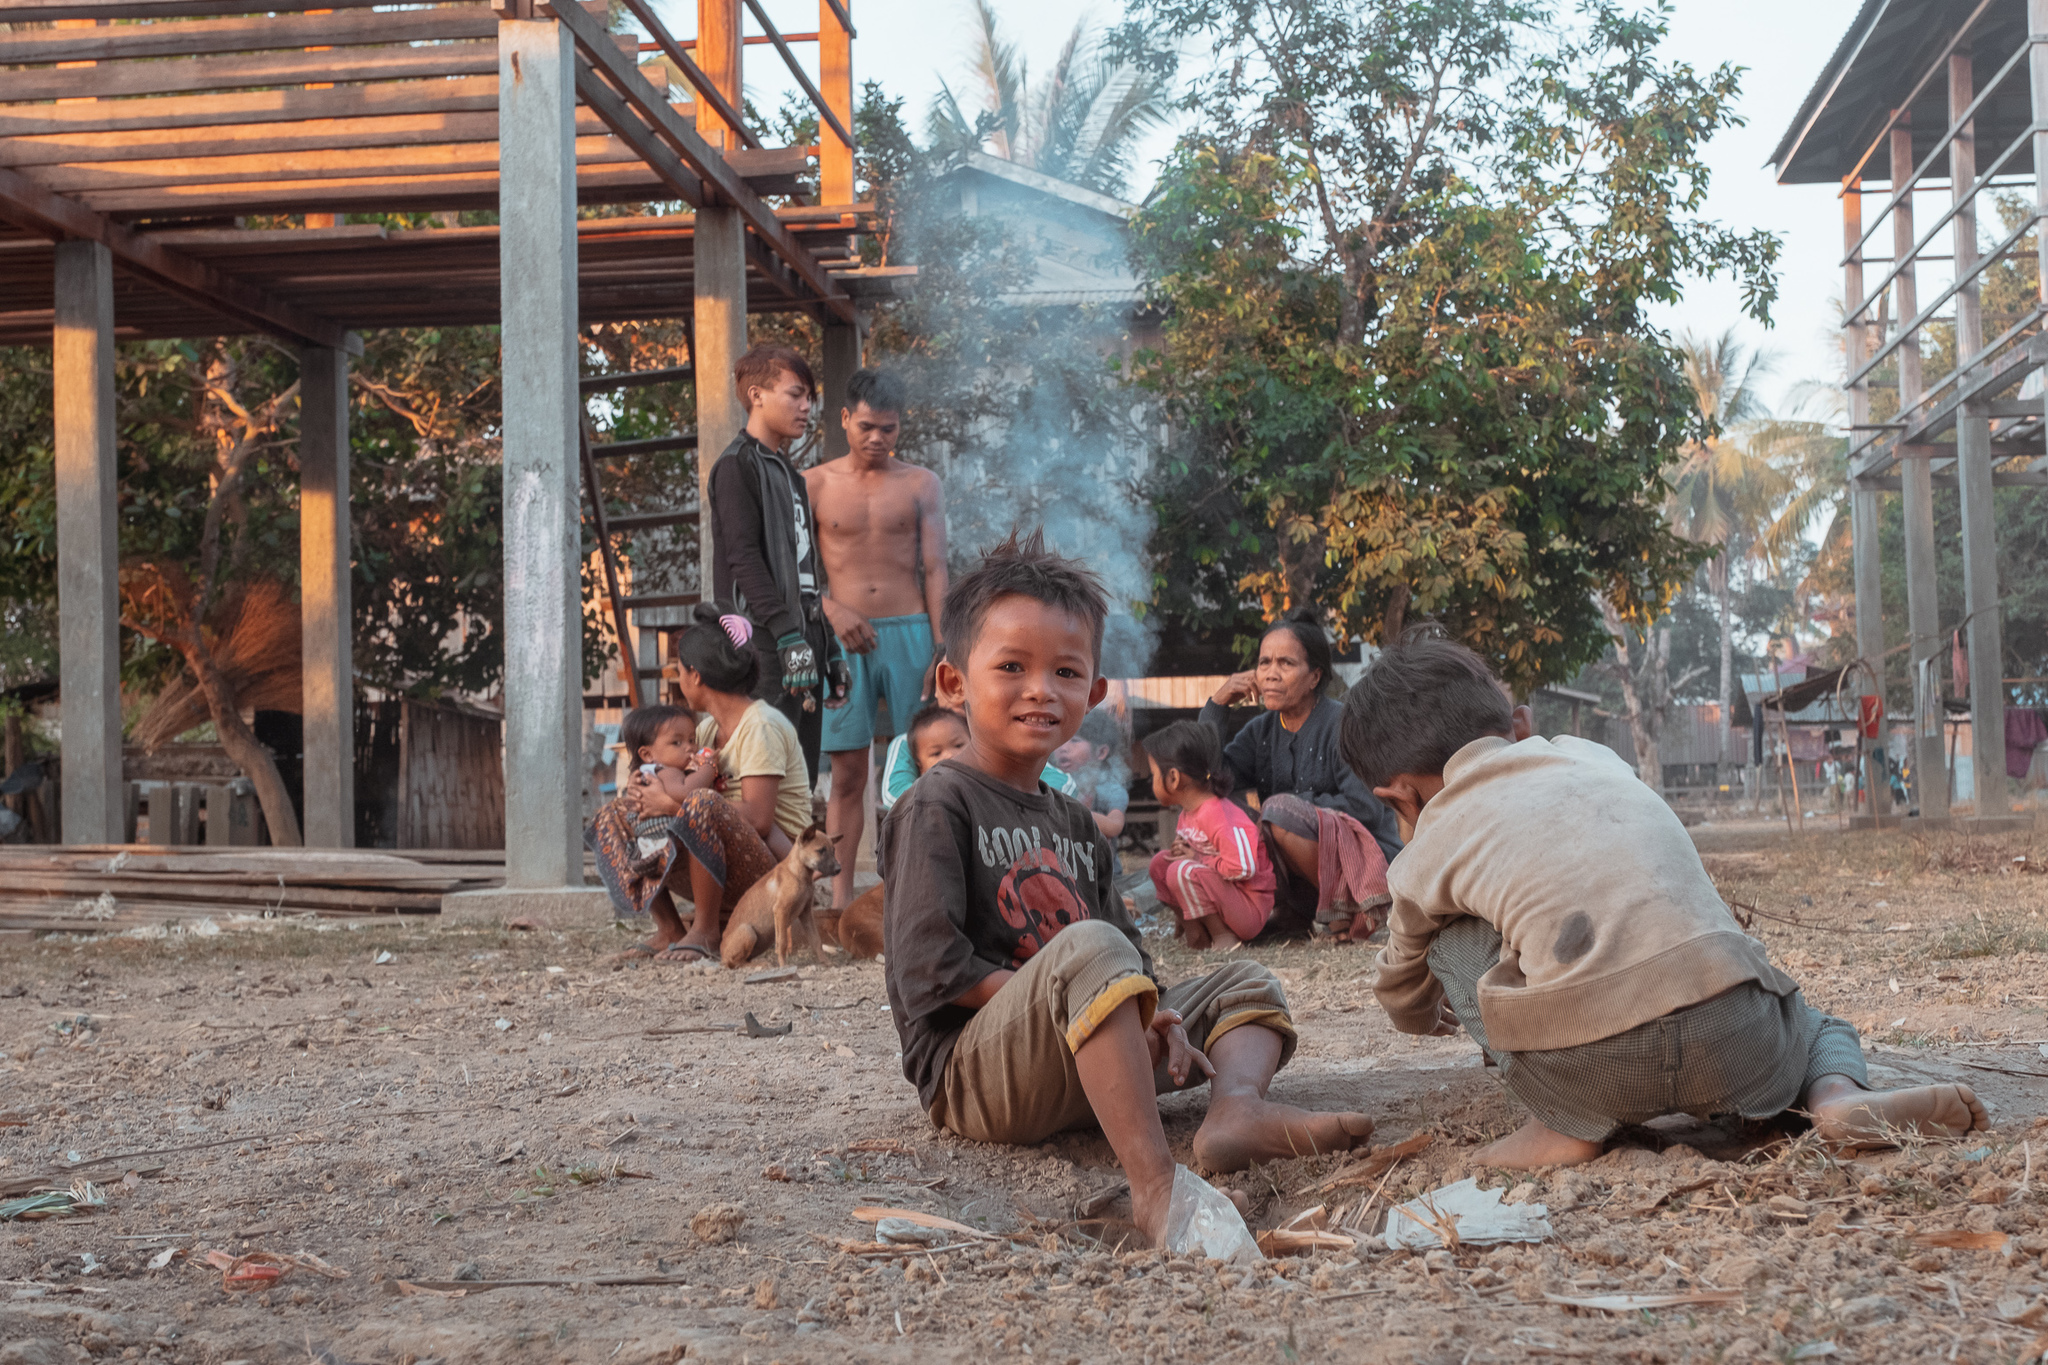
[667,0,1868,416]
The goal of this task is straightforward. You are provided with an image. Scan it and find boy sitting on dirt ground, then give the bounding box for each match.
[879,532,1376,1245]
[1340,636,1990,1170]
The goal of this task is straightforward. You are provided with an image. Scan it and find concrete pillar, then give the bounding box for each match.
[1951,51,2007,818]
[820,316,863,459]
[1891,119,1948,818]
[1843,180,1889,817]
[694,0,747,596]
[53,239,124,846]
[298,343,355,847]
[497,16,584,887]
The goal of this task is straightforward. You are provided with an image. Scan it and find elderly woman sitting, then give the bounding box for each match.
[1201,615,1402,941]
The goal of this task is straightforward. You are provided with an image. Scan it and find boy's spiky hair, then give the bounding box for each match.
[1339,634,1515,788]
[941,530,1108,674]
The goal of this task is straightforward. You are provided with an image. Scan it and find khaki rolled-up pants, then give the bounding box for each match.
[929,919,1297,1145]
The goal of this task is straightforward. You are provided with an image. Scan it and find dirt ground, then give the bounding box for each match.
[3,821,2047,1365]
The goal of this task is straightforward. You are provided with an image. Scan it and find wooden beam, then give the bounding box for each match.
[9,0,396,19]
[0,6,498,65]
[2,41,500,104]
[548,0,853,321]
[739,0,852,149]
[0,163,347,347]
[30,134,644,193]
[569,64,705,208]
[818,0,853,204]
[0,76,504,139]
[72,160,673,214]
[615,0,759,150]
[0,110,607,169]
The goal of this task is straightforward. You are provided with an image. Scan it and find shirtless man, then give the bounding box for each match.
[804,369,948,913]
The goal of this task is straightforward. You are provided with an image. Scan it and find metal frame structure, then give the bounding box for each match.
[1773,0,2048,828]
[2,0,884,905]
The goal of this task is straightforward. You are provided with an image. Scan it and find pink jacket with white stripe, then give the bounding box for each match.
[1173,796,1275,892]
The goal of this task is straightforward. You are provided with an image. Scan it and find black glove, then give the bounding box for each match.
[826,652,852,705]
[776,632,819,693]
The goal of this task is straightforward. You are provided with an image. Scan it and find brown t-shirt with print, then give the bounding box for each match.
[879,760,1144,1110]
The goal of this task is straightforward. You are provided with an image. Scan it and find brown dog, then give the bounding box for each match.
[719,825,842,969]
[832,883,885,961]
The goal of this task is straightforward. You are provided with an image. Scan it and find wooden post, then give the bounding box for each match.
[497,14,584,888]
[1845,178,1889,817]
[53,239,124,846]
[1891,117,1947,819]
[694,0,748,597]
[821,314,863,459]
[818,0,854,206]
[299,341,355,846]
[1951,50,2007,820]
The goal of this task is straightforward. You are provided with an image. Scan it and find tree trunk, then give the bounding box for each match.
[1381,582,1411,645]
[1713,551,1734,764]
[185,640,301,846]
[1600,599,1665,790]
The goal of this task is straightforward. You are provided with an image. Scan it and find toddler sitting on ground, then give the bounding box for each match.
[1144,720,1274,950]
[1342,635,1989,1168]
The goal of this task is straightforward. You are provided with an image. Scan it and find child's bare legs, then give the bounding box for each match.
[655,855,724,961]
[1072,998,1180,1245]
[1806,1073,1988,1146]
[1182,915,1240,951]
[1191,1025,1375,1172]
[1474,1119,1603,1169]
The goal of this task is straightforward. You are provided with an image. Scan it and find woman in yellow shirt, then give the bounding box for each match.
[601,604,812,964]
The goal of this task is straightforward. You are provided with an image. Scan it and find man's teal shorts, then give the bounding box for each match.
[822,612,934,753]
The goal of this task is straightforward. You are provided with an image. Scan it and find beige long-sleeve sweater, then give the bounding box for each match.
[1374,735,1796,1052]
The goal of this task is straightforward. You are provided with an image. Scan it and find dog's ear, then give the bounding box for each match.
[829,833,844,844]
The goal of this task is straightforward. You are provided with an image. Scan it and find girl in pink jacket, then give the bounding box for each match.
[1144,721,1275,949]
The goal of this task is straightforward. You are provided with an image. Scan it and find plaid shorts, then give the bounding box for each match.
[1426,917,1869,1141]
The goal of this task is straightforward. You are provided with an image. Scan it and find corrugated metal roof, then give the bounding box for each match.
[1770,0,2035,185]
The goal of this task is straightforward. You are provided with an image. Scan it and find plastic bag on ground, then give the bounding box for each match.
[1162,1164,1263,1264]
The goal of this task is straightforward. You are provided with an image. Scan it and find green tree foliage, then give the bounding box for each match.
[1114,0,1780,692]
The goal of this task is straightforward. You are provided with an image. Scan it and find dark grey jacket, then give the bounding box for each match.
[1201,696,1403,862]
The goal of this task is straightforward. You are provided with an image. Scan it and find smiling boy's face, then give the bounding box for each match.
[938,594,1107,788]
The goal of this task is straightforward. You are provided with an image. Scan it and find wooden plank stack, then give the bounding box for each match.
[0,845,507,932]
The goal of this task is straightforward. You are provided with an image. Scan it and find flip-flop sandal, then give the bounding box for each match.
[611,942,660,962]
[652,943,714,965]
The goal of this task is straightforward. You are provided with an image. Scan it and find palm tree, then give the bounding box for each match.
[927,0,1172,197]
[1667,330,1793,746]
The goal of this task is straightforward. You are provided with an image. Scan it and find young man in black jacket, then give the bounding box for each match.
[705,344,848,781]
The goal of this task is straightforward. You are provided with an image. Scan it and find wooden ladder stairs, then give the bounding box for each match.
[578,363,701,710]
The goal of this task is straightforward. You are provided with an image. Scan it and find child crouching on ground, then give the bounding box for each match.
[880,532,1374,1245]
[1341,636,1988,1169]
[1144,720,1275,950]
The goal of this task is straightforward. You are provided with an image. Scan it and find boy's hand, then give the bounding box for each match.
[1150,1008,1216,1088]
[1428,1000,1461,1037]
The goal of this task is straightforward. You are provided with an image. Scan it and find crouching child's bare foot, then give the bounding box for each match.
[1806,1074,1989,1148]
[1473,1117,1603,1169]
[1191,1094,1375,1173]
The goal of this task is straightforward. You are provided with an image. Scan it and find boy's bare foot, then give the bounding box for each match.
[1192,1094,1374,1172]
[1807,1074,1988,1147]
[1183,919,1212,950]
[1206,922,1244,952]
[1473,1118,1602,1169]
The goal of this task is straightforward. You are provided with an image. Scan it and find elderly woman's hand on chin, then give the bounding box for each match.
[1209,670,1259,708]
